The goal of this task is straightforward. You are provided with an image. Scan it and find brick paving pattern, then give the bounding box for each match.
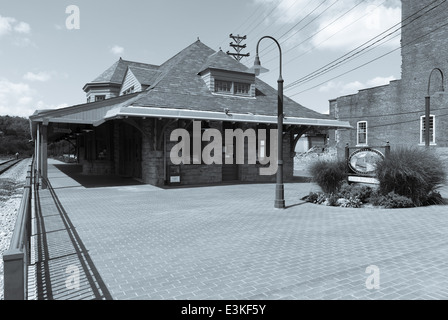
[29,159,448,300]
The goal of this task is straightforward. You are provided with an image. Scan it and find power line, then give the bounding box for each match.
[237,0,330,66]
[258,0,331,56]
[282,0,378,68]
[266,0,315,41]
[241,0,318,65]
[245,0,285,40]
[221,0,284,62]
[285,29,401,90]
[355,111,448,130]
[285,0,447,93]
[336,107,448,121]
[249,0,301,43]
[296,0,446,87]
[218,4,265,49]
[285,0,444,89]
[287,12,448,97]
[265,0,367,66]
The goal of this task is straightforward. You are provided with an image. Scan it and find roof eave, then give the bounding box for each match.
[98,106,352,129]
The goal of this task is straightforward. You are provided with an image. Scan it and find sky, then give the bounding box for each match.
[0,0,402,118]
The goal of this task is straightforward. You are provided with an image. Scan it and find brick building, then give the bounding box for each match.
[330,0,448,160]
[30,40,350,187]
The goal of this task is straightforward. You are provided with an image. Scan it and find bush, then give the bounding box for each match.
[375,147,446,206]
[326,193,340,207]
[308,158,347,194]
[337,196,363,208]
[338,182,374,203]
[372,192,414,209]
[302,192,319,203]
[422,191,445,206]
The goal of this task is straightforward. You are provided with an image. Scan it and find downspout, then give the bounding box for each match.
[163,131,167,185]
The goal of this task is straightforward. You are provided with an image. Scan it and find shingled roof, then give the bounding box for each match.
[32,39,352,132]
[132,40,329,120]
[198,49,250,74]
[91,58,158,84]
[128,66,161,86]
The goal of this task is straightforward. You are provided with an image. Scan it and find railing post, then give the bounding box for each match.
[3,250,25,300]
[3,158,34,300]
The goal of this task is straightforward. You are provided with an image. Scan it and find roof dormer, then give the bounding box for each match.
[198,50,256,98]
[119,66,161,96]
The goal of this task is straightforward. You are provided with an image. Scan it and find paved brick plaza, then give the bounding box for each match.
[28,159,448,300]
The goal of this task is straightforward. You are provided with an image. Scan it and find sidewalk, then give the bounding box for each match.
[29,159,448,300]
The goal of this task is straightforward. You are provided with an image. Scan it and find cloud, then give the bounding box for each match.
[0,78,67,117]
[110,45,124,55]
[23,71,52,82]
[36,101,69,110]
[14,21,30,34]
[0,16,15,36]
[0,78,37,117]
[253,0,401,51]
[0,15,31,37]
[311,3,401,51]
[319,75,396,95]
[0,15,33,47]
[366,75,396,87]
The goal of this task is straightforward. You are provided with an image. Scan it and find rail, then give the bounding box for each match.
[2,158,34,300]
[0,159,22,175]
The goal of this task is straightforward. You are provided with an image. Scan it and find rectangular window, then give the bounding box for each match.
[234,82,250,95]
[95,95,106,102]
[357,121,368,146]
[123,86,135,95]
[215,80,232,93]
[420,115,435,144]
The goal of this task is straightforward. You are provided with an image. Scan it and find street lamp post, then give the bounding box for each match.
[251,36,285,209]
[425,68,444,148]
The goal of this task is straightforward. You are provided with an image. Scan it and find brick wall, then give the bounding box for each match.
[330,0,448,158]
[239,124,294,183]
[82,119,299,186]
[141,120,165,186]
[330,81,402,158]
[163,121,296,186]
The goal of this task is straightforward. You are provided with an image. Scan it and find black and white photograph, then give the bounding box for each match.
[1,0,448,309]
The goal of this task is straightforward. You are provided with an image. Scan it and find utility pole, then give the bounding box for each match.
[227,34,250,62]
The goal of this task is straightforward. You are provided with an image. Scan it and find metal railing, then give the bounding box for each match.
[3,158,34,300]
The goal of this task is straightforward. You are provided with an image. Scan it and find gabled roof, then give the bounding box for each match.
[132,40,329,120]
[128,66,161,86]
[32,39,351,132]
[89,58,159,85]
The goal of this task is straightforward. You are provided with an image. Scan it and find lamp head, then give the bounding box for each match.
[249,54,269,76]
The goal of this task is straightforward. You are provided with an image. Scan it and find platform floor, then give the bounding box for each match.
[28,159,448,300]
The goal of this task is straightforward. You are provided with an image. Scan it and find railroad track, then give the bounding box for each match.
[0,159,24,176]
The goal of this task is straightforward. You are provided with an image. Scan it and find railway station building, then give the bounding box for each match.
[30,39,350,187]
